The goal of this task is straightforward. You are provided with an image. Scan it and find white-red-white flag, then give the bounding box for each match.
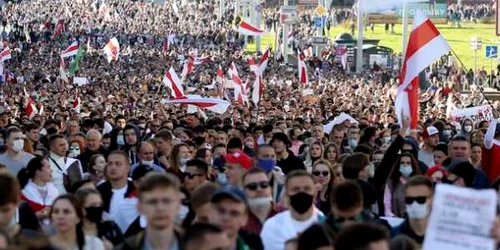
[251,49,270,105]
[24,87,38,119]
[103,37,119,62]
[228,63,245,104]
[72,93,81,113]
[181,56,194,80]
[61,42,79,58]
[163,67,185,98]
[395,11,450,129]
[59,56,68,83]
[0,47,11,62]
[162,95,230,114]
[298,52,308,85]
[237,20,264,36]
[303,46,313,58]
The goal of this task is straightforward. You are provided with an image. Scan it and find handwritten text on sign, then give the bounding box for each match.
[451,105,493,123]
[422,184,497,250]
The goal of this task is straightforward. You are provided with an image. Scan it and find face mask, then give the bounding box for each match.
[138,124,146,129]
[117,135,125,146]
[399,164,413,177]
[179,157,189,166]
[464,125,473,133]
[383,137,391,144]
[348,138,358,148]
[175,205,189,223]
[85,206,103,223]
[289,192,314,214]
[405,202,428,219]
[248,197,272,211]
[443,129,452,137]
[368,163,375,178]
[69,149,80,157]
[12,139,24,152]
[258,159,276,173]
[217,173,227,185]
[142,160,154,166]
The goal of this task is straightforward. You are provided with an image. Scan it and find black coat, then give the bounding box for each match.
[77,146,109,173]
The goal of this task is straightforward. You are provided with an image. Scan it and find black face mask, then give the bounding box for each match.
[85,206,103,223]
[289,192,314,214]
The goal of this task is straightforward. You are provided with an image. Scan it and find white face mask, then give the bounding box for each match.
[117,135,125,146]
[175,205,189,224]
[142,160,154,166]
[12,139,24,152]
[399,164,413,177]
[405,202,429,219]
[383,136,391,144]
[179,157,189,166]
[217,173,227,185]
[248,196,272,211]
[464,125,473,133]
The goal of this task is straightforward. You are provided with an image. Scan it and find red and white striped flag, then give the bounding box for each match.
[54,19,65,38]
[59,56,68,83]
[395,11,450,129]
[163,67,185,98]
[216,66,225,99]
[228,63,245,104]
[303,46,313,58]
[103,37,119,62]
[181,56,194,80]
[61,42,79,58]
[252,49,270,105]
[237,20,264,37]
[0,47,11,62]
[193,56,211,65]
[72,92,81,113]
[24,87,38,119]
[298,52,308,85]
[162,95,230,114]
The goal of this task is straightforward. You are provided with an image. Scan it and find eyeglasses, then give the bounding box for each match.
[312,171,330,177]
[405,196,428,205]
[244,181,270,191]
[185,172,204,179]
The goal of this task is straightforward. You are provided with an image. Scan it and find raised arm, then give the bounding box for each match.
[484,119,497,150]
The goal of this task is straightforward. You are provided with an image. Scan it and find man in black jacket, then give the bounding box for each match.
[271,132,305,175]
[78,129,109,172]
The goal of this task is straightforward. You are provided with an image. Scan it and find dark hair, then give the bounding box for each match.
[285,170,314,188]
[297,223,335,250]
[88,154,105,176]
[169,143,189,172]
[50,194,85,250]
[342,153,370,180]
[359,126,377,145]
[433,143,448,155]
[227,137,243,150]
[353,144,374,156]
[390,235,419,250]
[242,167,267,185]
[387,153,421,188]
[334,223,389,250]
[74,188,101,209]
[138,173,181,201]
[330,180,363,211]
[25,123,40,133]
[5,126,22,140]
[190,182,218,210]
[324,143,339,163]
[405,175,433,193]
[70,179,95,194]
[17,156,47,188]
[186,159,209,174]
[451,135,469,143]
[0,173,20,205]
[184,223,224,248]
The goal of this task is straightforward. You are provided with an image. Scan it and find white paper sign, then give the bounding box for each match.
[73,77,89,86]
[450,105,493,123]
[423,184,497,250]
[323,112,358,134]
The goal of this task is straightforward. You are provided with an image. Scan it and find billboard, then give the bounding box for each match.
[367,0,448,24]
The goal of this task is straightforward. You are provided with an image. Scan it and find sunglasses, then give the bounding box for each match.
[245,181,270,191]
[312,171,330,177]
[185,172,204,179]
[405,196,427,205]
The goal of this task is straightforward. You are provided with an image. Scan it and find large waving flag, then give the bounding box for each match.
[395,11,450,129]
[53,19,65,38]
[61,42,79,58]
[163,67,185,98]
[228,63,245,104]
[181,56,194,80]
[103,37,119,63]
[298,52,308,85]
[162,95,230,114]
[0,47,11,62]
[252,49,270,105]
[238,20,264,36]
[24,87,38,119]
[68,45,84,75]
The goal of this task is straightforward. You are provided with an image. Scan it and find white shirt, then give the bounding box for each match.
[49,152,67,194]
[108,185,127,223]
[260,209,324,250]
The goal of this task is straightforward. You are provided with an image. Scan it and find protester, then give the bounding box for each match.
[0,127,35,175]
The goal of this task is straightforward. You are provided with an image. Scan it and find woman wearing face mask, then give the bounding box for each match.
[383,153,421,217]
[69,140,83,158]
[50,194,105,250]
[18,156,59,224]
[460,118,474,137]
[311,160,335,214]
[379,129,392,145]
[303,142,324,173]
[323,143,339,167]
[168,143,191,180]
[75,188,124,250]
[88,154,106,185]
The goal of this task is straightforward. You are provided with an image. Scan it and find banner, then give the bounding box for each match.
[450,105,493,123]
[423,184,497,250]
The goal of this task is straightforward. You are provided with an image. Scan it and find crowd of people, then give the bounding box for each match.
[0,0,497,249]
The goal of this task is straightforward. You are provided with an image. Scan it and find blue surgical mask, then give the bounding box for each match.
[117,135,125,146]
[217,173,227,185]
[348,138,358,148]
[258,159,276,173]
[399,164,413,177]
